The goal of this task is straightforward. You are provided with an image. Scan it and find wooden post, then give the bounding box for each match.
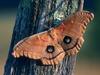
[4,0,83,75]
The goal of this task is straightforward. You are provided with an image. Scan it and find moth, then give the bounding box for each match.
[12,11,94,65]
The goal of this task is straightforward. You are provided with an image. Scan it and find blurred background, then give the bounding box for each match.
[0,0,100,75]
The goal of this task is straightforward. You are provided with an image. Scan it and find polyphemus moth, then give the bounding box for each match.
[12,11,94,65]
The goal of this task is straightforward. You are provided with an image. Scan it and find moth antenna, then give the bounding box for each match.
[78,0,84,11]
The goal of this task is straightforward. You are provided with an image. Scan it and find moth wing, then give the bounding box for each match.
[63,11,94,37]
[12,30,65,65]
[12,31,53,59]
[57,11,94,55]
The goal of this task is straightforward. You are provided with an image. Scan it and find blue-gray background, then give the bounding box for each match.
[0,0,100,75]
